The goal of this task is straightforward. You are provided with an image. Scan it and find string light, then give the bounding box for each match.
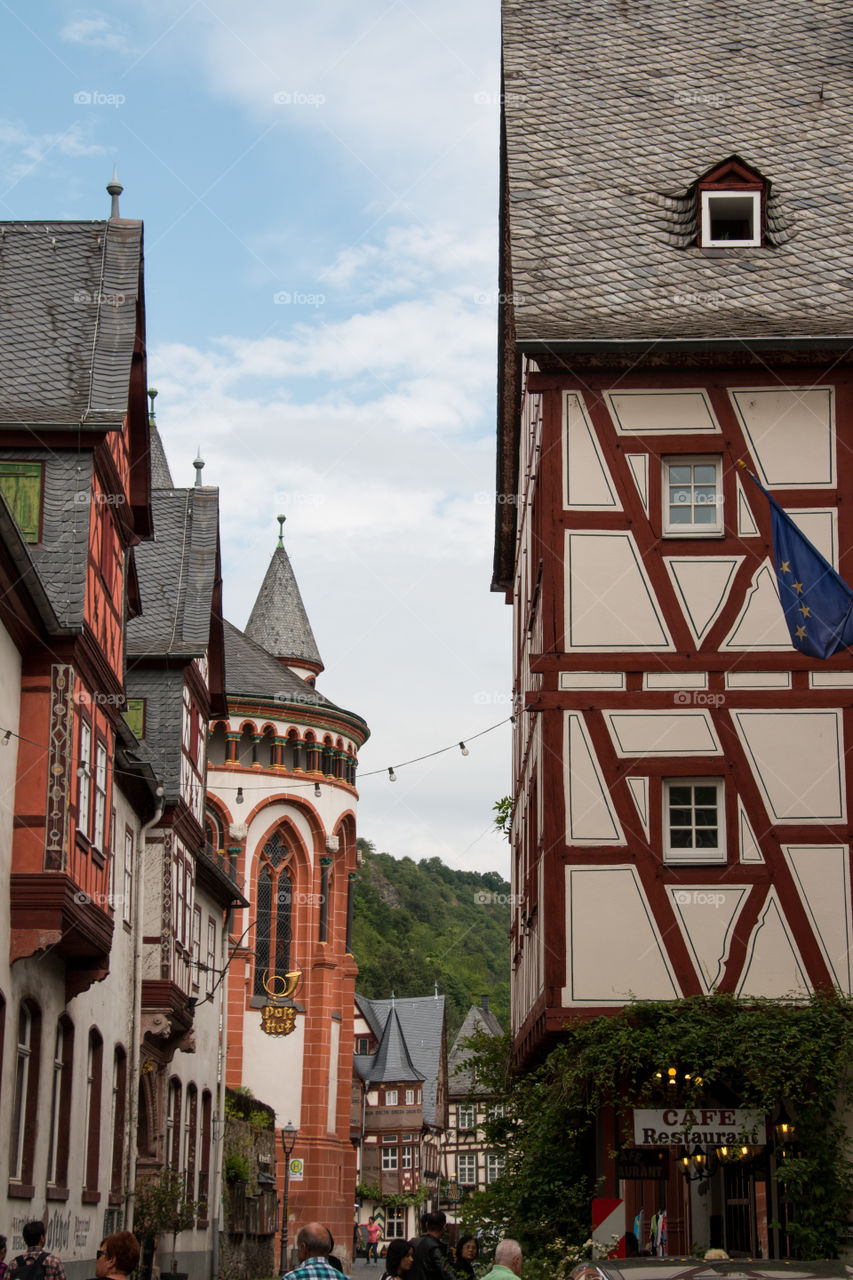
[235,787,244,805]
[388,767,397,782]
[314,783,321,797]
[459,742,469,756]
[1,730,10,746]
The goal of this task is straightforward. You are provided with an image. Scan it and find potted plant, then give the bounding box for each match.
[134,1167,198,1279]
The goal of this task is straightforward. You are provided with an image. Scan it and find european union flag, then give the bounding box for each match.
[743,467,853,659]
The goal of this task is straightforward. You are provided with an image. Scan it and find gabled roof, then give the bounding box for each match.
[0,219,145,427]
[368,1008,425,1085]
[448,1003,503,1098]
[501,0,853,346]
[127,487,221,657]
[356,994,446,1126]
[244,540,324,673]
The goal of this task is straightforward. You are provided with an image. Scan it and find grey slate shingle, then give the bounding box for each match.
[356,994,446,1126]
[367,1008,425,1085]
[0,220,142,425]
[127,487,220,656]
[502,0,853,343]
[244,543,323,672]
[447,1003,503,1098]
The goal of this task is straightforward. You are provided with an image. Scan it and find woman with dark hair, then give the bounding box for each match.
[381,1238,414,1280]
[453,1236,478,1280]
[95,1232,141,1280]
[0,1234,8,1280]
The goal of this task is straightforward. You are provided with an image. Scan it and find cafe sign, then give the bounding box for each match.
[633,1108,766,1148]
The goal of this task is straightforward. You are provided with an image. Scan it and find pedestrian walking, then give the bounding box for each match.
[380,1239,414,1280]
[480,1241,521,1280]
[410,1213,455,1280]
[366,1220,381,1265]
[8,1223,66,1280]
[285,1224,351,1280]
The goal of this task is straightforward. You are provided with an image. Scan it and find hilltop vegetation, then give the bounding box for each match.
[351,838,511,1039]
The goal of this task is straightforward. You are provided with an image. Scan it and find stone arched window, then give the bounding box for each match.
[253,830,294,997]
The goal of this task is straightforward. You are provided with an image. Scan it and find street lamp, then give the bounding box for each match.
[279,1122,299,1275]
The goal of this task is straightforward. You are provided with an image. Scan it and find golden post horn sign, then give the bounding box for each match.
[260,969,302,1036]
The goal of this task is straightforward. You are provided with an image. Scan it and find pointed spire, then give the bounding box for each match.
[147,388,175,488]
[244,517,324,678]
[106,165,123,219]
[193,448,205,487]
[369,1008,424,1085]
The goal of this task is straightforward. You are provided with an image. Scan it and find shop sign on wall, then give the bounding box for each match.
[260,969,302,1037]
[633,1108,765,1147]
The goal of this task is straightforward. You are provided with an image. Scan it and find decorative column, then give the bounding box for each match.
[345,873,356,954]
[319,857,332,942]
[225,732,240,763]
[292,739,304,771]
[252,734,261,766]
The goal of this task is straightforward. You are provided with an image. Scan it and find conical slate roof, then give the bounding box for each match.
[448,1002,503,1097]
[244,531,323,673]
[368,1008,424,1085]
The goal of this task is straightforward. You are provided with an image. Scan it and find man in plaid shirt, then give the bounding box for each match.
[285,1224,350,1280]
[8,1222,66,1280]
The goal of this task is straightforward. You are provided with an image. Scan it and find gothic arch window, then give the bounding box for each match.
[260,726,276,768]
[205,808,225,858]
[253,830,294,997]
[238,723,256,767]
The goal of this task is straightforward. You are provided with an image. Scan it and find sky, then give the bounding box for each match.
[0,0,512,877]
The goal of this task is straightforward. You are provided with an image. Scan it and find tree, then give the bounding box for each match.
[134,1168,198,1275]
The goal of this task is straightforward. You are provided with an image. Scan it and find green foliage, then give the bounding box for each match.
[461,993,853,1266]
[492,796,512,836]
[134,1167,198,1273]
[356,1180,429,1209]
[225,1153,251,1183]
[352,840,510,1038]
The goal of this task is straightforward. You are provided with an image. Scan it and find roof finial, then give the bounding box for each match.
[193,447,205,487]
[147,386,158,426]
[106,165,123,219]
[277,513,286,548]
[434,981,439,1000]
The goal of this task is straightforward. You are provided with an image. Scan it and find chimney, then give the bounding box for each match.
[481,994,490,1012]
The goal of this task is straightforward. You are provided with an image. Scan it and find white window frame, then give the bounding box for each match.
[123,829,134,926]
[663,777,726,865]
[385,1207,405,1238]
[385,1088,398,1106]
[93,740,108,852]
[46,1021,64,1185]
[401,1146,413,1169]
[456,1153,477,1186]
[206,918,216,997]
[700,189,761,247]
[382,1132,398,1144]
[381,1146,398,1171]
[405,1088,415,1105]
[486,1153,505,1184]
[662,455,723,537]
[78,720,92,837]
[458,1104,475,1130]
[10,1004,32,1181]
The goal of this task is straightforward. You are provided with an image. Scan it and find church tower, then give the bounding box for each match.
[206,521,369,1268]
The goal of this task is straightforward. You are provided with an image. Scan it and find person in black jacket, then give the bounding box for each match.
[410,1214,455,1280]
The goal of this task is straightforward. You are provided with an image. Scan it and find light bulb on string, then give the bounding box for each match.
[388,767,397,782]
[314,783,321,798]
[235,787,244,805]
[459,742,469,756]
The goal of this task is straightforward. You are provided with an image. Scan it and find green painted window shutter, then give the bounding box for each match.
[123,698,146,739]
[0,461,42,542]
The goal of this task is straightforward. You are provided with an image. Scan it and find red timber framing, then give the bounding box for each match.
[508,360,853,1064]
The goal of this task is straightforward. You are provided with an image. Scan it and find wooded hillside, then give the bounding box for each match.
[351,838,511,1039]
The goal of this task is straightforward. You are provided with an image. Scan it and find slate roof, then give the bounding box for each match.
[502,0,853,345]
[223,619,331,705]
[149,420,175,488]
[0,220,143,426]
[244,542,324,672]
[356,994,446,1126]
[0,448,92,629]
[127,487,221,656]
[447,1003,503,1098]
[367,1008,425,1084]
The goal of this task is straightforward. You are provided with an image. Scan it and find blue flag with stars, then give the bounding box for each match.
[744,468,853,659]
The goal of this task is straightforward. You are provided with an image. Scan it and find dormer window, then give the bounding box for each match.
[701,191,761,246]
[696,156,766,249]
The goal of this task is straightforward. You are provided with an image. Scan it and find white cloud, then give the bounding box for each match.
[0,119,104,188]
[60,15,131,53]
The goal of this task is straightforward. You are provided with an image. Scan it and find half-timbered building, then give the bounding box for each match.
[496,0,853,1258]
[441,998,503,1224]
[207,523,369,1269]
[0,201,157,1276]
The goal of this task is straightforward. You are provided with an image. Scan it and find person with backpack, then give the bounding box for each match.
[8,1222,66,1280]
